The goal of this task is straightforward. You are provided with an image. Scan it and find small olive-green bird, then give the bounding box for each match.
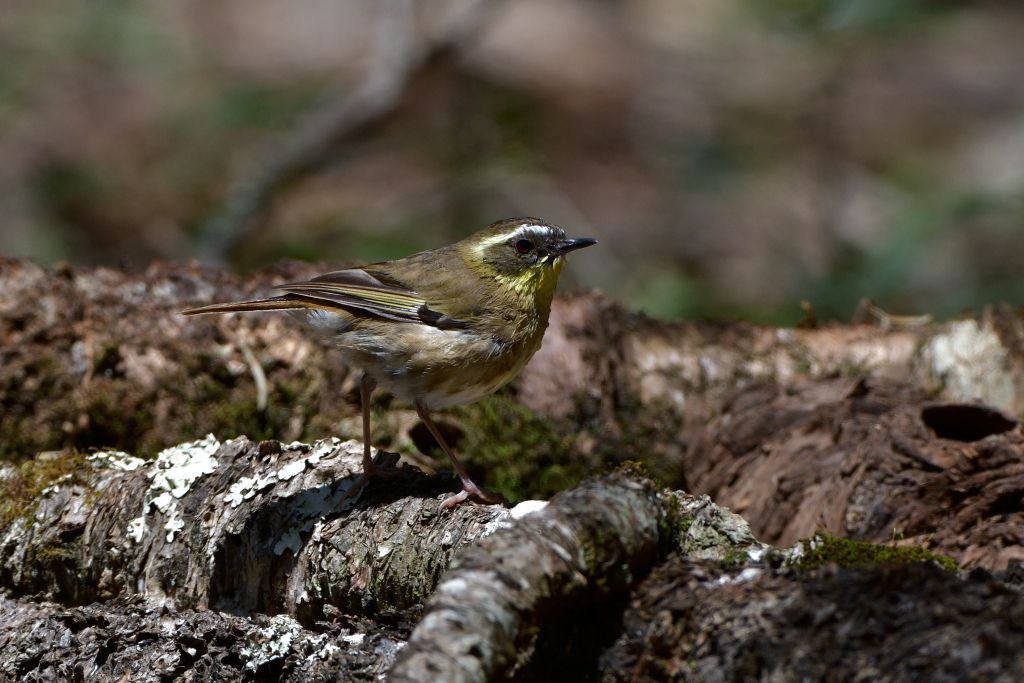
[183,218,596,508]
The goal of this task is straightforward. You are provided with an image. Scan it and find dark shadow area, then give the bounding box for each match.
[511,593,630,683]
[922,404,1017,443]
[210,454,464,619]
[409,419,465,457]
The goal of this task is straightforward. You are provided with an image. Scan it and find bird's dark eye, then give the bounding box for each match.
[515,239,534,254]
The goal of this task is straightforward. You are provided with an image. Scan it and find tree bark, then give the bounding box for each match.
[0,435,515,619]
[596,558,1024,683]
[5,257,1024,484]
[8,258,1024,681]
[387,472,663,683]
[684,375,1024,569]
[0,594,407,682]
[387,470,770,683]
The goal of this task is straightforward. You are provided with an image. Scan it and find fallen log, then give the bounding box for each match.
[5,258,1024,498]
[597,557,1024,683]
[0,435,516,618]
[9,258,1024,680]
[0,593,407,682]
[388,471,767,683]
[684,375,1024,568]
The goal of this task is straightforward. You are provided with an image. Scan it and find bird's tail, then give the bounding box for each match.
[181,296,308,316]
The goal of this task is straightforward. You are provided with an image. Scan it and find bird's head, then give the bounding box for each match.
[458,218,596,298]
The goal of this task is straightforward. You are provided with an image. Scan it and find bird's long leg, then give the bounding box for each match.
[360,374,377,473]
[415,401,505,509]
[338,375,415,507]
[356,374,413,478]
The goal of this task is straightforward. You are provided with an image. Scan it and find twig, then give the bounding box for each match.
[198,0,503,262]
[238,338,268,412]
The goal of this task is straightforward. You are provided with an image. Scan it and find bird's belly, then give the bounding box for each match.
[336,323,538,410]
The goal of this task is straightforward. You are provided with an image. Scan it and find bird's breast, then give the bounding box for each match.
[331,306,547,410]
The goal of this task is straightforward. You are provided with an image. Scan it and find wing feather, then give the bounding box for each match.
[183,268,470,329]
[277,269,450,325]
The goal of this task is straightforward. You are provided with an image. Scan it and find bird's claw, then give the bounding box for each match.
[439,480,506,511]
[367,450,422,479]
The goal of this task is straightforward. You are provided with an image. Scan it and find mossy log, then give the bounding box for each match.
[685,375,1024,569]
[0,594,408,682]
[8,259,1024,680]
[1,432,1021,682]
[0,435,516,619]
[597,558,1024,683]
[0,452,767,682]
[5,258,1024,497]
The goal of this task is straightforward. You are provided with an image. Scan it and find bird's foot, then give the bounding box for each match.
[366,449,421,478]
[440,479,506,510]
[338,451,422,508]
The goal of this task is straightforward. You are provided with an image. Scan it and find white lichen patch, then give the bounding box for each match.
[144,434,221,509]
[39,473,73,496]
[164,505,185,543]
[223,438,344,509]
[272,478,363,555]
[479,500,548,537]
[87,450,148,472]
[127,516,146,543]
[274,530,304,556]
[216,438,364,556]
[120,435,221,542]
[342,633,365,647]
[922,319,1015,410]
[746,547,767,562]
[710,567,762,588]
[276,459,308,482]
[224,476,260,508]
[510,500,548,519]
[148,492,174,515]
[479,510,514,537]
[240,615,344,672]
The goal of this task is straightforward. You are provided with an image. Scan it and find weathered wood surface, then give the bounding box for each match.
[4,433,1024,682]
[389,472,663,683]
[596,558,1024,683]
[389,471,768,683]
[685,376,1024,569]
[0,593,407,682]
[0,435,515,619]
[7,259,1024,681]
[5,257,1024,484]
[0,456,761,683]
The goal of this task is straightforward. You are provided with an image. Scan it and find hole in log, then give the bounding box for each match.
[921,404,1017,442]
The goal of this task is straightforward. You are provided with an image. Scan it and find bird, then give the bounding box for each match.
[182,218,596,508]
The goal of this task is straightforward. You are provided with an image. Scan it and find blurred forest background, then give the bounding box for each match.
[2,0,1024,324]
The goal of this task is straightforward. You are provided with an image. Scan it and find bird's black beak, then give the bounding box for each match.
[554,237,597,255]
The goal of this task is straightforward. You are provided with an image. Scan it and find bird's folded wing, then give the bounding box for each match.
[278,269,465,327]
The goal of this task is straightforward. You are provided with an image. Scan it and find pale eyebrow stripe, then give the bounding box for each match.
[472,225,555,256]
[478,225,545,245]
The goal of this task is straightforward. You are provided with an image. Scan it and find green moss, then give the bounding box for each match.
[788,534,957,572]
[596,397,684,490]
[721,547,746,568]
[0,451,89,530]
[28,534,80,563]
[657,492,688,557]
[448,392,583,502]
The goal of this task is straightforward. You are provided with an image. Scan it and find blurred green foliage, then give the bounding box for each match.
[2,0,1023,327]
[746,0,964,35]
